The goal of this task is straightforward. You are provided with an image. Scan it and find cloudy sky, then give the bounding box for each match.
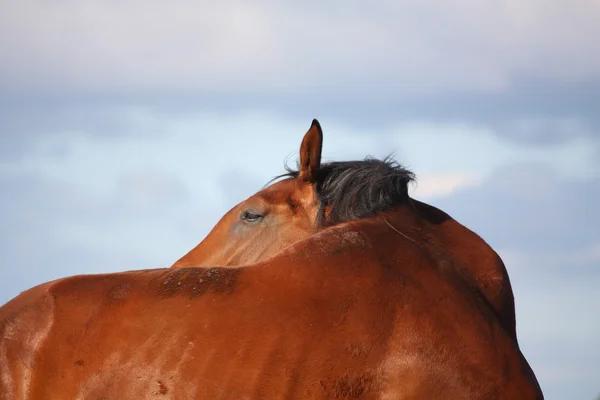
[1,0,599,398]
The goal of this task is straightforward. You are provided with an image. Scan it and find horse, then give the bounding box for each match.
[172,121,517,342]
[0,120,543,399]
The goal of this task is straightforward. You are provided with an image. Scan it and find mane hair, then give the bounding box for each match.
[273,156,416,226]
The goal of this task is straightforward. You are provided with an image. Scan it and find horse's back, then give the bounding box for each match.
[1,266,396,399]
[0,229,542,399]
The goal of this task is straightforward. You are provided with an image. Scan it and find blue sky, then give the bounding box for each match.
[1,1,599,398]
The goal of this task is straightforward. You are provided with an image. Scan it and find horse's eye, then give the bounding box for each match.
[241,210,264,223]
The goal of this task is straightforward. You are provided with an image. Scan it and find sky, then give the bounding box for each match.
[0,0,599,398]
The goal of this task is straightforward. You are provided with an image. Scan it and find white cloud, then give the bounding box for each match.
[1,0,599,94]
[410,173,483,199]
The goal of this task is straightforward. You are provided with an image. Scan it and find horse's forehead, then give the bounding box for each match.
[257,178,310,204]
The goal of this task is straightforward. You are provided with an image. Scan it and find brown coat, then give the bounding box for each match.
[1,211,541,399]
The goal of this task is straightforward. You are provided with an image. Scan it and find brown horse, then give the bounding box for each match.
[0,120,543,399]
[173,121,517,342]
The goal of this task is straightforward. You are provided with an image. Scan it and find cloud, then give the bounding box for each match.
[2,0,599,94]
[1,0,599,158]
[2,87,599,164]
[0,101,169,165]
[3,106,597,181]
[433,162,598,252]
[117,168,189,212]
[409,173,482,199]
[494,115,599,146]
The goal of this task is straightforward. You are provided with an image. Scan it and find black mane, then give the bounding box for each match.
[274,156,416,226]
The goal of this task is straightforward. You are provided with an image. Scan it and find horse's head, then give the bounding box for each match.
[172,119,415,267]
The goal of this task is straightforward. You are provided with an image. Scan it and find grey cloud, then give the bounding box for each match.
[433,162,598,257]
[1,80,599,165]
[1,0,599,151]
[1,1,599,94]
[0,97,168,161]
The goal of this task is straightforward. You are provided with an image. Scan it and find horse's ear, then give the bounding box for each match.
[298,119,323,182]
